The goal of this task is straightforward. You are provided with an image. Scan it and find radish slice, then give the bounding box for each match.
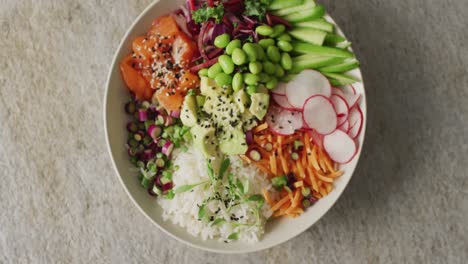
[267,106,303,136]
[344,93,361,109]
[338,120,350,132]
[308,130,324,149]
[332,87,345,98]
[302,95,337,135]
[286,70,331,109]
[331,94,349,126]
[273,94,295,110]
[348,106,363,139]
[343,85,356,95]
[271,82,287,96]
[323,130,357,164]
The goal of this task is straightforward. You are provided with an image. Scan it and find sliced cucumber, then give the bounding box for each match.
[291,55,344,73]
[324,33,346,45]
[335,41,353,50]
[295,20,334,33]
[319,59,360,73]
[290,28,327,46]
[273,0,316,16]
[323,72,359,86]
[269,0,304,10]
[284,5,325,23]
[292,42,354,58]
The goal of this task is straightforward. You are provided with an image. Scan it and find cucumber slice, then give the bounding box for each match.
[269,0,304,10]
[292,42,354,58]
[291,55,344,73]
[323,72,359,86]
[335,41,353,50]
[290,28,327,46]
[284,5,325,23]
[273,0,316,16]
[324,34,346,45]
[295,20,334,33]
[319,59,360,73]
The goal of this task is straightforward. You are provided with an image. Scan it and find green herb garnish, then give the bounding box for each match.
[271,175,287,189]
[174,181,209,194]
[243,0,272,20]
[193,4,225,24]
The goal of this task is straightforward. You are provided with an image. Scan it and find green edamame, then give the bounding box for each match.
[281,53,293,70]
[267,46,281,62]
[277,33,292,42]
[275,65,285,78]
[254,44,266,61]
[270,24,286,38]
[225,39,241,55]
[232,48,247,65]
[215,72,233,86]
[259,38,275,49]
[277,40,293,52]
[232,72,244,92]
[243,43,258,62]
[263,61,276,75]
[244,73,260,85]
[266,77,279,90]
[255,25,274,36]
[249,62,263,75]
[218,55,235,74]
[208,63,222,79]
[258,73,271,83]
[246,85,258,95]
[214,34,231,48]
[198,68,209,77]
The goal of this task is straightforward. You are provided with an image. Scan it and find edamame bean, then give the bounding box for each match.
[232,48,247,65]
[214,33,231,48]
[208,63,222,79]
[266,77,279,89]
[244,73,259,85]
[267,46,281,62]
[259,38,275,49]
[275,65,285,78]
[277,33,292,42]
[270,24,286,38]
[232,72,244,92]
[258,73,271,83]
[249,62,263,75]
[215,72,233,86]
[246,85,258,95]
[281,53,293,70]
[243,43,258,62]
[198,68,209,77]
[225,39,242,55]
[263,61,276,75]
[218,55,235,74]
[277,40,293,52]
[254,44,266,61]
[255,25,274,36]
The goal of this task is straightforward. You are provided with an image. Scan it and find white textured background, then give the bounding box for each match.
[0,0,467,263]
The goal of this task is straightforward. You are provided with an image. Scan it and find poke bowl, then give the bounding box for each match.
[104,0,366,253]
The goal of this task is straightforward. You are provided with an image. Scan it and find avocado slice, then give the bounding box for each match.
[249,93,270,120]
[234,90,249,113]
[200,77,232,97]
[180,95,198,127]
[219,128,248,155]
[242,111,258,131]
[191,121,217,157]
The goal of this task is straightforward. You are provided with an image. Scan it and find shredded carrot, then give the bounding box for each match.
[316,172,334,183]
[310,146,321,171]
[270,195,290,212]
[253,123,268,133]
[285,190,302,214]
[270,154,277,175]
[263,188,274,206]
[294,181,304,188]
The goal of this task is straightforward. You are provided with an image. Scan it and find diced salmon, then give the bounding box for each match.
[120,55,153,100]
[148,16,180,45]
[172,32,198,68]
[132,36,156,68]
[178,71,200,91]
[155,86,186,112]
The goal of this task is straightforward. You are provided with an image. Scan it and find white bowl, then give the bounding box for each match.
[104,0,366,254]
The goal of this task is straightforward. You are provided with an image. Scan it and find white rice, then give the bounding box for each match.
[158,146,273,243]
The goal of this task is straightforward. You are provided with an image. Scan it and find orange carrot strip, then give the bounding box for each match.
[307,166,319,192]
[310,146,321,171]
[316,172,334,183]
[296,158,306,178]
[294,181,304,188]
[319,186,327,196]
[325,183,333,193]
[253,123,268,133]
[270,195,290,212]
[328,170,344,178]
[240,155,251,164]
[285,190,302,214]
[262,188,274,206]
[270,154,277,175]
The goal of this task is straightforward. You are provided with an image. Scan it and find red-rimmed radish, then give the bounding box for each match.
[331,94,349,126]
[308,129,324,149]
[273,94,295,110]
[332,87,345,97]
[344,93,361,109]
[266,106,303,136]
[271,82,287,96]
[323,130,357,164]
[302,95,337,135]
[348,106,363,139]
[338,120,350,132]
[286,70,331,109]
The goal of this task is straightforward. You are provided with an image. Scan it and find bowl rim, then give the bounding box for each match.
[104,0,367,254]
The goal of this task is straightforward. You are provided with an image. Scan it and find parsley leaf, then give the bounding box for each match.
[243,0,272,20]
[227,232,239,240]
[193,4,225,24]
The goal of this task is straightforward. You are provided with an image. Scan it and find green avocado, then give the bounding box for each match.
[191,120,217,157]
[219,128,248,155]
[242,111,259,131]
[180,95,198,127]
[200,77,232,97]
[233,89,249,113]
[249,93,270,120]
